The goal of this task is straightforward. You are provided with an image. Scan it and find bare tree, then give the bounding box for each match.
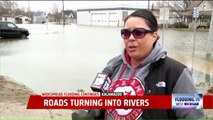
[51,3,62,24]
[155,0,191,26]
[0,0,33,22]
[2,0,13,9]
[170,0,190,11]
[0,0,18,17]
[168,0,191,21]
[1,0,12,15]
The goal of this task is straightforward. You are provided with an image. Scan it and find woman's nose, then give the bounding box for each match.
[129,33,136,40]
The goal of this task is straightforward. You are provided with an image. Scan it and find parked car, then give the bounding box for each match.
[0,21,29,38]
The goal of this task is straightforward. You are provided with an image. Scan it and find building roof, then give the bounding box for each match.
[181,0,213,16]
[15,15,30,19]
[63,10,76,19]
[1,14,13,17]
[181,10,212,16]
[186,1,202,10]
[77,4,147,11]
[186,1,213,11]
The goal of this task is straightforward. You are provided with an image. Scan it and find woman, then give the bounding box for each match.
[72,9,204,120]
[102,9,204,119]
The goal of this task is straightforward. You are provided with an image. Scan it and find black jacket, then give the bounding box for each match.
[96,56,204,120]
[142,57,185,119]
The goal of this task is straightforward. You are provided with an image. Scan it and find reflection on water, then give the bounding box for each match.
[192,69,212,83]
[0,24,212,93]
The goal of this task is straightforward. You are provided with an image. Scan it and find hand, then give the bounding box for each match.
[72,110,96,120]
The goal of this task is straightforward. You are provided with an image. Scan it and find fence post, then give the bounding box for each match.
[206,10,213,58]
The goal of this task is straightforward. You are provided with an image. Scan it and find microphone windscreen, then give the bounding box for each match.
[92,109,101,117]
[78,110,89,117]
[71,112,80,120]
[88,110,96,118]
[71,110,96,119]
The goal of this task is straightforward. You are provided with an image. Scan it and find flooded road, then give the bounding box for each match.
[0,24,212,93]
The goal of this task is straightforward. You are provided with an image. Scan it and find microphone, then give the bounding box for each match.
[90,73,111,92]
[72,59,122,119]
[72,71,110,119]
[90,58,122,92]
[72,70,111,119]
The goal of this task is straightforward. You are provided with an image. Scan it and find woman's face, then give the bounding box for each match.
[123,17,158,61]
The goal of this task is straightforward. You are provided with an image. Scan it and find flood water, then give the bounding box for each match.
[0,24,212,93]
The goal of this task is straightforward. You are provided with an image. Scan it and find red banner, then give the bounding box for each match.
[203,95,213,109]
[27,95,171,109]
[27,94,212,109]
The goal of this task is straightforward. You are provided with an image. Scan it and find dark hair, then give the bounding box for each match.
[124,9,158,32]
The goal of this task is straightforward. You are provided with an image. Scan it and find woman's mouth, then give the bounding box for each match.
[128,45,137,51]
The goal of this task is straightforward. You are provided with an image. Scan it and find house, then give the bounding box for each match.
[148,1,213,29]
[63,10,77,24]
[33,11,48,24]
[0,14,15,23]
[181,1,213,29]
[15,15,31,24]
[77,4,147,27]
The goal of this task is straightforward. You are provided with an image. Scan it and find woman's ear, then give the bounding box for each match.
[152,32,159,42]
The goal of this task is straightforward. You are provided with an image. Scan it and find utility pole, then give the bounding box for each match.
[28,0,31,23]
[162,0,165,45]
[148,0,150,10]
[12,0,15,23]
[62,0,65,26]
[192,7,199,57]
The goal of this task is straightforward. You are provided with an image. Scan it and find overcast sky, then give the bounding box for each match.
[16,1,155,12]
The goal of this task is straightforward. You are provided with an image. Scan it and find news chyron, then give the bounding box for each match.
[172,94,203,109]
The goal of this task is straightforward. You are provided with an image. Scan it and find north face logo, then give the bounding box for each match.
[156,81,166,87]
